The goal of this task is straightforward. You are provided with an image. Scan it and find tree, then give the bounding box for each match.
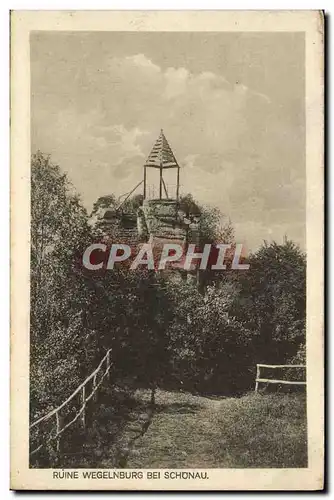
[30,151,98,416]
[120,193,144,213]
[179,193,234,245]
[229,240,306,363]
[164,279,254,395]
[91,194,117,217]
[31,153,174,417]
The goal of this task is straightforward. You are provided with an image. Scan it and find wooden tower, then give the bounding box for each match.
[143,130,180,201]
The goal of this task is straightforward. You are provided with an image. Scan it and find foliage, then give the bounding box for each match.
[30,151,97,416]
[290,343,306,364]
[91,193,144,218]
[30,153,170,419]
[31,152,307,425]
[164,280,254,394]
[228,240,306,363]
[179,193,234,244]
[120,193,144,214]
[91,194,117,217]
[82,269,173,388]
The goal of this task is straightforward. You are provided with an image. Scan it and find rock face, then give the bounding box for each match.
[93,198,200,248]
[139,198,199,245]
[90,198,201,280]
[92,208,139,246]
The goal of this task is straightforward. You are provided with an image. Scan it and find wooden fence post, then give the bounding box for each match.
[93,375,97,403]
[255,364,260,392]
[55,412,61,452]
[106,351,111,381]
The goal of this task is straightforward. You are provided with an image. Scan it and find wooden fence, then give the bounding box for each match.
[30,349,112,457]
[255,364,306,392]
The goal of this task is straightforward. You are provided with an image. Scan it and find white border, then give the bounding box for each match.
[6,1,322,496]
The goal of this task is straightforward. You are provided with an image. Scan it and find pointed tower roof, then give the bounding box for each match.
[145,129,179,169]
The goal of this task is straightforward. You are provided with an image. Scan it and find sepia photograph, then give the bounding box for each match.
[10,10,324,490]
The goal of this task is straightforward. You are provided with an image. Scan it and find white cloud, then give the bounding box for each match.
[99,124,147,165]
[125,53,161,73]
[32,51,304,249]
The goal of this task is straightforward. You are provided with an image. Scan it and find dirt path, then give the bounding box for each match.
[127,389,227,468]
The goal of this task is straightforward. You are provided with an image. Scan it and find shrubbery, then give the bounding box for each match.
[30,152,306,423]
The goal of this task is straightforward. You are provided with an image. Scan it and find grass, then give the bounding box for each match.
[31,385,152,468]
[127,389,307,468]
[33,387,307,468]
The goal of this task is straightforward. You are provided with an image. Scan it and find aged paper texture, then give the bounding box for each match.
[10,10,324,491]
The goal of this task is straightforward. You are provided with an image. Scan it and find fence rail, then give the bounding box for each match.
[255,363,306,392]
[30,349,112,456]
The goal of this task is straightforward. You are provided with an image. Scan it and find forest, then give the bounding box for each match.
[30,151,306,467]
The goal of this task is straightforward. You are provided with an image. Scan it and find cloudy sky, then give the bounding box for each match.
[31,31,305,251]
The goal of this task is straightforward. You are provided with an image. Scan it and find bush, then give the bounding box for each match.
[163,281,255,395]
